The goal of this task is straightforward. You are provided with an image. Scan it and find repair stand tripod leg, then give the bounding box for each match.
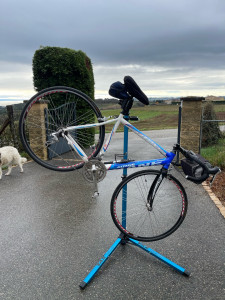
[79,234,124,290]
[79,233,190,289]
[128,238,190,276]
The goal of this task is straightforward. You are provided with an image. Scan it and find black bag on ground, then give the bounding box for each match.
[181,154,212,179]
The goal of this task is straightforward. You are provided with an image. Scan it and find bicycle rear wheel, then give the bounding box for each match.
[111,169,188,242]
[19,86,105,171]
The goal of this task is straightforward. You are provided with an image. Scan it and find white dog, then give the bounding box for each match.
[0,146,27,179]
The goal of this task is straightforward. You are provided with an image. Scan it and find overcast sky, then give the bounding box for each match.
[1,0,225,105]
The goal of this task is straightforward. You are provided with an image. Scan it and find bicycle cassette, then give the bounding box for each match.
[82,160,107,183]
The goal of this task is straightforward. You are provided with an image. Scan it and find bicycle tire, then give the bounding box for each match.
[110,169,188,242]
[19,86,105,171]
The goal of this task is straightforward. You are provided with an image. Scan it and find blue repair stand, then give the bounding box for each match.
[80,122,190,290]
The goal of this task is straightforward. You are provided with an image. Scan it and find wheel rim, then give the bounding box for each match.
[111,170,187,241]
[20,87,105,171]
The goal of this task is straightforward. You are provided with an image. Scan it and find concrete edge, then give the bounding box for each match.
[202,182,225,218]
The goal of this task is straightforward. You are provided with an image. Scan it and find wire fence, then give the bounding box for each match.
[200,101,225,151]
[0,104,25,151]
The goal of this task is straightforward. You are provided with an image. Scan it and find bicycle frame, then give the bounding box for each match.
[63,113,176,171]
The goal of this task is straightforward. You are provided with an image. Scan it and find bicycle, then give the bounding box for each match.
[19,76,220,242]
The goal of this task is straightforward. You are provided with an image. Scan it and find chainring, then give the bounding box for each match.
[82,160,107,183]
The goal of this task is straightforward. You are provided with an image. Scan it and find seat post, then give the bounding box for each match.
[120,98,133,116]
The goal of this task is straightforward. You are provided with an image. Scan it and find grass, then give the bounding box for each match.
[213,103,225,112]
[201,138,225,170]
[101,104,180,132]
[201,103,225,169]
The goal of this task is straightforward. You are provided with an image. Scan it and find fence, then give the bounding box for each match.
[200,101,225,151]
[0,104,25,150]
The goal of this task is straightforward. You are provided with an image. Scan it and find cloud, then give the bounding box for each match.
[0,0,225,99]
[94,64,225,98]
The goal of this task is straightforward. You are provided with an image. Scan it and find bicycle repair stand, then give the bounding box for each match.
[79,121,190,290]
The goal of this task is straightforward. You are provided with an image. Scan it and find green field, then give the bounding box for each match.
[101,104,180,132]
[100,102,225,132]
[214,104,225,112]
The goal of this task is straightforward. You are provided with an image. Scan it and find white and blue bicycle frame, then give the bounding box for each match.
[63,113,176,170]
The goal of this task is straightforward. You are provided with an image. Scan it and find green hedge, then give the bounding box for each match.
[33,46,94,98]
[32,46,96,149]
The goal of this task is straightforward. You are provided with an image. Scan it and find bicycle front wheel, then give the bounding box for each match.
[19,86,105,171]
[111,169,188,242]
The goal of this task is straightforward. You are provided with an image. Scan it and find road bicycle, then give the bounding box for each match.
[19,76,220,242]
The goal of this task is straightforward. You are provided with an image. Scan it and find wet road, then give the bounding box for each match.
[0,129,224,299]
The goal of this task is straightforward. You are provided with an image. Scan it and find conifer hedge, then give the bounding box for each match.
[32,46,95,149]
[33,46,94,98]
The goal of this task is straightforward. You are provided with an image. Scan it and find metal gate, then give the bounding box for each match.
[45,103,76,159]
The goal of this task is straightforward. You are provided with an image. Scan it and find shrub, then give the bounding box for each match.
[32,46,95,149]
[202,102,222,147]
[33,46,94,98]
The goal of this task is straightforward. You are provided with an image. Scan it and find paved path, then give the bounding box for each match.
[0,129,224,299]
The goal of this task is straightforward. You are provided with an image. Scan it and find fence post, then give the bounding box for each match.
[180,97,205,154]
[6,105,18,148]
[26,100,48,160]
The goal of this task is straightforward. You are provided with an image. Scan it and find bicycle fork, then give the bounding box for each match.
[147,168,167,210]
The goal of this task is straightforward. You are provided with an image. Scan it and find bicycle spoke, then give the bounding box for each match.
[19,87,105,171]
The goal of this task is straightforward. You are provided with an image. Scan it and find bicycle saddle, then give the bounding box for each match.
[108,81,131,100]
[124,76,149,105]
